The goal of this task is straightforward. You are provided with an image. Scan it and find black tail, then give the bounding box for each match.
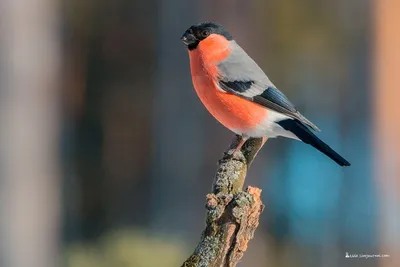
[277,119,351,167]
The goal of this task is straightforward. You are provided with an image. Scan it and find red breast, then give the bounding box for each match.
[188,34,268,132]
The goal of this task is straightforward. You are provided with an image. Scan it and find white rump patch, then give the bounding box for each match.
[233,111,299,140]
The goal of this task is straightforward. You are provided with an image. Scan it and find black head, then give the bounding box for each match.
[181,22,233,50]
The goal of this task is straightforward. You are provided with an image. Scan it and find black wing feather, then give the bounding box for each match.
[218,79,320,131]
[219,80,254,93]
[253,88,319,131]
[253,87,297,113]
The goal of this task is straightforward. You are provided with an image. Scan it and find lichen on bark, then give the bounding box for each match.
[181,135,266,267]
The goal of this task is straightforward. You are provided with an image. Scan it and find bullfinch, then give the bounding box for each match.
[181,22,350,166]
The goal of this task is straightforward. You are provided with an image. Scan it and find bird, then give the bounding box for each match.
[181,22,350,166]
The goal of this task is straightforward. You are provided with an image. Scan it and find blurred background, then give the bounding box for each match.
[0,0,399,267]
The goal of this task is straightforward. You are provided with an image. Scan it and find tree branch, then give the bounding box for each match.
[181,135,266,267]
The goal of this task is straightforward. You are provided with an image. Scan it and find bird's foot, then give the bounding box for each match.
[222,136,248,162]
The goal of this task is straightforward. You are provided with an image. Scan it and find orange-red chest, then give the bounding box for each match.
[188,39,267,133]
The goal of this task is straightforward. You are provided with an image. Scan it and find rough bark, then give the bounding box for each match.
[181,135,266,267]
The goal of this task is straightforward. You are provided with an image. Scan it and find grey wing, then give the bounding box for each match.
[217,41,320,131]
[217,41,274,97]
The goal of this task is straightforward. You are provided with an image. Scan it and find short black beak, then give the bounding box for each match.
[181,30,196,46]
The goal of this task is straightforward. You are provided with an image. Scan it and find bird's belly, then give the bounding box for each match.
[192,74,268,136]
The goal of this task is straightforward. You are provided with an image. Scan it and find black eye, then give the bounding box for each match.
[201,30,210,38]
